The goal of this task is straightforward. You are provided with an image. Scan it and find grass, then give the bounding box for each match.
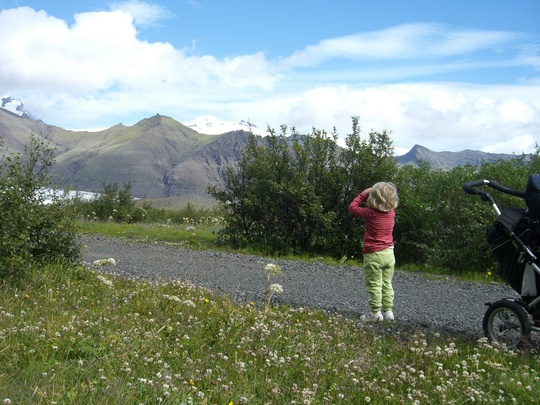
[2,220,538,403]
[78,220,222,248]
[1,260,539,404]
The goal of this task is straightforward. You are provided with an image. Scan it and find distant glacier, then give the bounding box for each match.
[39,188,100,204]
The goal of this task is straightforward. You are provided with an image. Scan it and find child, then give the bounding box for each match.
[349,182,399,322]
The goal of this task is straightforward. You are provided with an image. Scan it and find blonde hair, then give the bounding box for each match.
[367,182,399,212]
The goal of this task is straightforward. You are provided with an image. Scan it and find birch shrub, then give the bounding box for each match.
[0,134,80,282]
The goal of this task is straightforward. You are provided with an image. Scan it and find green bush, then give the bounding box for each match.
[393,163,493,274]
[139,202,226,226]
[208,118,397,259]
[75,181,147,223]
[0,134,81,281]
[208,119,540,276]
[393,150,540,275]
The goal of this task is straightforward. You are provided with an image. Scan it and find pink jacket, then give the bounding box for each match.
[349,192,395,254]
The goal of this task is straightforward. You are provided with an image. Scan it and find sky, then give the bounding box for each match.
[0,0,539,155]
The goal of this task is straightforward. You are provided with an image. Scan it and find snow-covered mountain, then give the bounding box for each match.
[0,96,34,119]
[185,115,268,136]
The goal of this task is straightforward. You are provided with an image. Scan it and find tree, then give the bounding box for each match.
[209,118,398,259]
[337,117,397,259]
[394,163,489,273]
[76,181,145,223]
[393,147,540,275]
[0,134,81,281]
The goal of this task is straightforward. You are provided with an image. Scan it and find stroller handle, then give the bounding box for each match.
[462,179,525,198]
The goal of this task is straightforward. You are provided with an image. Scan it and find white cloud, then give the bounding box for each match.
[269,83,540,154]
[110,0,172,28]
[0,6,538,155]
[0,7,275,94]
[284,24,526,68]
[481,135,536,154]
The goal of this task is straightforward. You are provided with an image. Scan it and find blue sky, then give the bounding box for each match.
[0,0,538,154]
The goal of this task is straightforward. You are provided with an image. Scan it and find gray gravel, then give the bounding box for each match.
[80,234,522,341]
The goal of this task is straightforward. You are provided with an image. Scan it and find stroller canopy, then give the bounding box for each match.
[525,174,540,220]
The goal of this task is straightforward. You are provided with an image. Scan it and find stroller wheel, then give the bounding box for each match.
[483,300,531,350]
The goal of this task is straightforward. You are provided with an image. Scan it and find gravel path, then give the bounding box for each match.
[80,234,522,341]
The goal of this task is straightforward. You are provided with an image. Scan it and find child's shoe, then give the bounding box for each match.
[383,310,395,321]
[360,311,383,322]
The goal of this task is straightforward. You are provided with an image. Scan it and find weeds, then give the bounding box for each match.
[78,220,221,249]
[1,262,539,403]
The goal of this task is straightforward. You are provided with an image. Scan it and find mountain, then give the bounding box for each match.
[0,107,264,200]
[0,102,51,152]
[45,113,265,199]
[0,102,525,203]
[396,144,518,170]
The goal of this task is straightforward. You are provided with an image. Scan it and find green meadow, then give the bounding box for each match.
[1,222,539,404]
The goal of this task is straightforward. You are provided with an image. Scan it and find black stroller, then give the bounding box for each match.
[463,175,540,349]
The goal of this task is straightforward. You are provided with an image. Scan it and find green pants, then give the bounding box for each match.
[363,248,395,313]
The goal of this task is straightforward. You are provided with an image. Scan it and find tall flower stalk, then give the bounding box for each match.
[263,263,283,313]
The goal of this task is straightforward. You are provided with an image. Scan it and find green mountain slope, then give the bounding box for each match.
[0,109,227,198]
[48,114,217,198]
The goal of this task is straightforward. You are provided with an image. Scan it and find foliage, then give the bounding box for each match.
[1,263,539,403]
[393,150,540,275]
[0,134,81,281]
[138,202,227,227]
[393,163,491,273]
[76,185,227,229]
[209,120,540,276]
[337,118,397,259]
[208,118,398,259]
[75,181,147,223]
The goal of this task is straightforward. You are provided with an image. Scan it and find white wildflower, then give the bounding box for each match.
[269,283,283,294]
[97,275,114,287]
[93,258,116,266]
[163,294,182,302]
[264,263,282,277]
[263,263,284,313]
[182,300,196,308]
